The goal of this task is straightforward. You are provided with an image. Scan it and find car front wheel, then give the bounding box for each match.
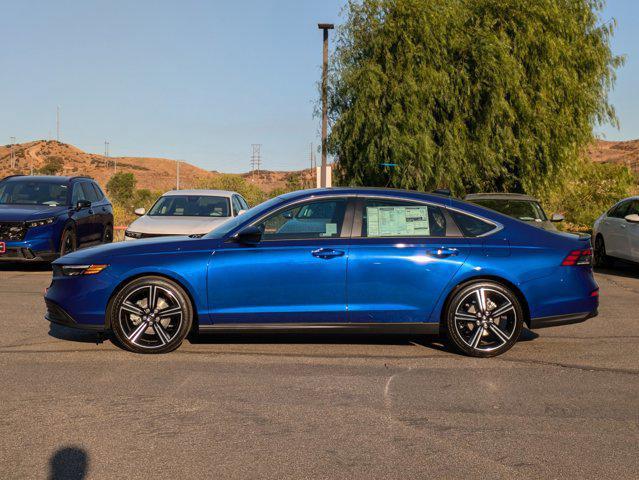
[110,276,193,354]
[445,281,524,358]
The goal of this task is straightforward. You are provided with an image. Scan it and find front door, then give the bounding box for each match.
[70,183,92,245]
[604,200,631,258]
[346,197,471,323]
[207,197,353,324]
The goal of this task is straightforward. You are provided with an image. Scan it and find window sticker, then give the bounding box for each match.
[320,223,338,237]
[366,206,430,237]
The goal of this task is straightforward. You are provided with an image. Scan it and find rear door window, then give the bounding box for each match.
[81,182,99,203]
[359,199,448,238]
[449,210,496,237]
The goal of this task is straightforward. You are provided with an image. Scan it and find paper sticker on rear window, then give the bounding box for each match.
[366,206,430,237]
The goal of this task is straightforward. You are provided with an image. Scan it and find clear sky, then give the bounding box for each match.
[2,0,638,173]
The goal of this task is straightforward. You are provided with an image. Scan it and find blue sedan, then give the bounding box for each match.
[44,188,599,357]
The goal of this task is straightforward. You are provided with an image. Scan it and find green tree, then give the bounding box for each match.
[329,0,623,195]
[106,172,137,206]
[37,156,64,175]
[195,174,267,207]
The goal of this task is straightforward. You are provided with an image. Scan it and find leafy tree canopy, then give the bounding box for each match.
[106,172,137,206]
[328,0,623,195]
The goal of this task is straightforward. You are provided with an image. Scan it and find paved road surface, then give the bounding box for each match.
[0,262,637,479]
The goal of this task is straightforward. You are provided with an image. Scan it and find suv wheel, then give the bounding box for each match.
[445,281,524,358]
[110,276,193,354]
[103,224,114,243]
[60,228,77,256]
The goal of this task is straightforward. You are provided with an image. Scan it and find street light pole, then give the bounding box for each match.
[318,23,334,188]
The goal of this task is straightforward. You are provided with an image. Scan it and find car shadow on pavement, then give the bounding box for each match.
[48,323,106,344]
[48,446,88,480]
[594,262,639,279]
[0,261,52,272]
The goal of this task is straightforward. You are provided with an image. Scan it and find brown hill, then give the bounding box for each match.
[589,139,639,175]
[240,169,316,193]
[0,140,216,191]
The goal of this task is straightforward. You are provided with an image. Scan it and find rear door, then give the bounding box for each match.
[346,196,471,323]
[603,201,631,257]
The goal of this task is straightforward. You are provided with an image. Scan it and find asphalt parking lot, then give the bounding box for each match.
[0,263,637,479]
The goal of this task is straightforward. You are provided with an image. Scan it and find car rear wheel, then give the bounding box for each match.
[102,223,113,244]
[445,281,523,358]
[593,235,614,268]
[111,277,193,354]
[60,228,77,256]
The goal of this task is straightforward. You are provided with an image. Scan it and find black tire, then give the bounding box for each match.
[59,228,77,257]
[593,235,614,268]
[110,276,192,354]
[444,281,524,358]
[102,223,114,244]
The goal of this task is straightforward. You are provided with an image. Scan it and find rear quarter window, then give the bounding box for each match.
[449,210,496,237]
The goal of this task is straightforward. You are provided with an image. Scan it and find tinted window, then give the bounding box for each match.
[204,196,284,239]
[81,182,99,203]
[449,210,496,237]
[626,201,639,216]
[609,201,631,219]
[257,198,347,241]
[360,199,447,237]
[71,183,88,204]
[91,183,105,201]
[0,180,69,206]
[148,195,231,217]
[239,196,249,210]
[471,199,546,222]
[231,196,242,216]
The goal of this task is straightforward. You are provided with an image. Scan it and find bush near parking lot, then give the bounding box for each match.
[538,160,636,232]
[329,0,623,198]
[107,172,163,226]
[194,174,268,207]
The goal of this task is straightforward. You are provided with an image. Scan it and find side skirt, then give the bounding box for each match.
[198,323,441,335]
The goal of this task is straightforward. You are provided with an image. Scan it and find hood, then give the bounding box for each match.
[0,204,68,222]
[127,215,232,235]
[54,235,223,264]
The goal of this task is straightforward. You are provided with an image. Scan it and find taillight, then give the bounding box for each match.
[561,248,592,266]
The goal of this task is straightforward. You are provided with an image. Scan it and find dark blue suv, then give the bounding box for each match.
[0,175,114,262]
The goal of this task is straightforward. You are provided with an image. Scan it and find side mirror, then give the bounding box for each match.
[237,209,246,216]
[134,207,146,216]
[625,214,639,224]
[232,225,262,245]
[282,212,294,219]
[550,213,564,223]
[75,199,91,211]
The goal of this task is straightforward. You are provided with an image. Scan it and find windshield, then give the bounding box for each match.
[0,180,69,206]
[204,196,285,239]
[471,199,547,222]
[148,195,231,217]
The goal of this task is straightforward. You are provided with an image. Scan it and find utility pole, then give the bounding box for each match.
[176,160,181,190]
[250,144,262,179]
[56,106,60,142]
[9,136,16,169]
[318,23,334,188]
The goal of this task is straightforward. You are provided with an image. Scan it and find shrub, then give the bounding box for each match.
[106,172,137,207]
[195,174,268,207]
[37,156,64,175]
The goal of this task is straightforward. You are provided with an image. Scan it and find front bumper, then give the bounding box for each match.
[0,238,57,262]
[45,298,105,331]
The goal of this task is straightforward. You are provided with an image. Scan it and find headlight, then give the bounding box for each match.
[125,230,143,239]
[60,264,109,276]
[26,217,55,228]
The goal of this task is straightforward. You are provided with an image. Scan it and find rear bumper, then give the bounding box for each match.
[530,309,598,329]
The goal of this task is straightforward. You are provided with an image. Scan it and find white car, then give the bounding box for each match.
[125,189,249,240]
[593,196,639,266]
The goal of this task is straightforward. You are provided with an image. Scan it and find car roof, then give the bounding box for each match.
[0,175,93,183]
[464,193,539,202]
[276,187,455,204]
[161,189,238,198]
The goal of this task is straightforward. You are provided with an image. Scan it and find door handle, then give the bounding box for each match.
[425,247,459,258]
[311,248,345,259]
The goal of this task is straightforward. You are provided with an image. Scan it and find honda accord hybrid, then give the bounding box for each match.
[44,188,599,357]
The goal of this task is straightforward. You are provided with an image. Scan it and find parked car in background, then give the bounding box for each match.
[46,187,598,357]
[125,190,249,240]
[0,175,113,262]
[593,196,639,267]
[464,193,564,231]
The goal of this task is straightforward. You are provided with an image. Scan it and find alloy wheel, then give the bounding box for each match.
[452,285,520,354]
[118,284,185,350]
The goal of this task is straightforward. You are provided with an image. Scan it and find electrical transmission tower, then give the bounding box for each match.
[250,144,262,179]
[10,136,16,169]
